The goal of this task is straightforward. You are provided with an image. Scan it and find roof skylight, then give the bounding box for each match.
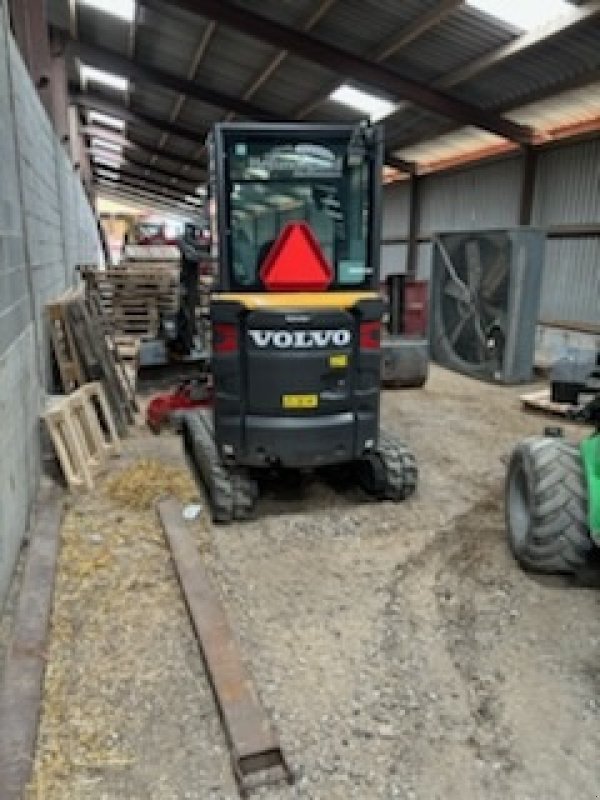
[80,63,129,92]
[88,110,126,130]
[78,0,136,23]
[466,0,570,31]
[329,84,398,122]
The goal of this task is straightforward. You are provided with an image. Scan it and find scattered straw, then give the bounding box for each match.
[104,459,198,510]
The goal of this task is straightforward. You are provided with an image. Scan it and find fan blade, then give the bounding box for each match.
[465,240,482,296]
[481,255,508,299]
[448,308,474,346]
[443,281,468,302]
[434,236,470,296]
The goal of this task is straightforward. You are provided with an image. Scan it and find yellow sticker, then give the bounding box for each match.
[282,394,319,409]
[329,354,348,368]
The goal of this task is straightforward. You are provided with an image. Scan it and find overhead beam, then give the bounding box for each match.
[227,0,338,122]
[82,124,208,170]
[93,168,201,205]
[388,66,600,154]
[436,1,600,91]
[373,0,462,62]
[96,180,201,213]
[384,153,416,174]
[153,0,534,144]
[157,20,217,158]
[100,165,200,199]
[88,146,203,188]
[71,89,208,147]
[69,39,279,120]
[295,0,462,119]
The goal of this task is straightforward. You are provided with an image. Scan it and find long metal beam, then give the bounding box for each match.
[82,124,208,170]
[88,145,203,187]
[153,0,534,143]
[71,89,207,147]
[93,165,201,202]
[226,0,338,122]
[295,0,462,119]
[69,39,279,121]
[96,181,201,214]
[157,20,217,158]
[94,176,202,213]
[437,1,600,91]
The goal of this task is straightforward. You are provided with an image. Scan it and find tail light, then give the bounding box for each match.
[213,322,237,353]
[360,321,381,350]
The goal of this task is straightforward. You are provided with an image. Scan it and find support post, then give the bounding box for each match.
[519,146,538,226]
[7,0,52,115]
[406,173,420,278]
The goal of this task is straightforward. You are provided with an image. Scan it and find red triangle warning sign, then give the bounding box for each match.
[259,222,333,292]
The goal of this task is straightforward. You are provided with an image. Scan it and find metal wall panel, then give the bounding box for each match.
[540,238,600,326]
[382,180,410,240]
[419,156,522,234]
[533,139,600,226]
[533,139,600,325]
[0,4,101,608]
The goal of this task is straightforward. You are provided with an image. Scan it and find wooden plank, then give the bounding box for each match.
[520,388,576,418]
[0,491,63,800]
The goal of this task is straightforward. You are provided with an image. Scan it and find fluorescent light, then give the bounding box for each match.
[80,63,129,92]
[195,186,207,195]
[91,137,122,153]
[184,195,203,206]
[466,0,570,31]
[92,150,124,164]
[330,84,397,122]
[88,110,126,130]
[96,167,120,180]
[78,0,136,22]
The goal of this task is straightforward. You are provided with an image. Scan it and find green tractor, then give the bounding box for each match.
[505,363,600,574]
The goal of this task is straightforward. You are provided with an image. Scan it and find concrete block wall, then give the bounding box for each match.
[0,0,101,607]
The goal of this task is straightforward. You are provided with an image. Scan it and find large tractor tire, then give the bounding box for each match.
[505,436,592,574]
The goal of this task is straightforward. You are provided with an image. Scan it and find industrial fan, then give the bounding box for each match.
[430,229,545,383]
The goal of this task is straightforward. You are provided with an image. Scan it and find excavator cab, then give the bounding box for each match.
[182,122,417,521]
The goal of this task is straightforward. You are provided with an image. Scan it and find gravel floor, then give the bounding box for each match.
[20,366,600,799]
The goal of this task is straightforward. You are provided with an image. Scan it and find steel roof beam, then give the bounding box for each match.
[225,0,338,122]
[96,181,201,213]
[295,0,462,119]
[82,124,208,170]
[69,39,279,120]
[157,20,217,156]
[88,145,204,187]
[93,169,202,205]
[437,1,600,91]
[154,0,534,144]
[71,89,208,146]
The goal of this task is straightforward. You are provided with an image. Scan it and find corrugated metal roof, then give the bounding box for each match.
[45,0,600,191]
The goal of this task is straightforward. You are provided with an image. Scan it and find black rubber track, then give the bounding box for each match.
[181,410,233,523]
[358,431,418,502]
[505,436,592,574]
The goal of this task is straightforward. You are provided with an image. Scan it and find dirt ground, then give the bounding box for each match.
[10,366,600,799]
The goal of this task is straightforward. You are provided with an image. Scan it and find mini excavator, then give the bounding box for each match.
[182,122,418,521]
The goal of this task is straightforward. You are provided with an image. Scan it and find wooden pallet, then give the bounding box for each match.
[46,292,86,392]
[43,382,121,492]
[46,291,136,435]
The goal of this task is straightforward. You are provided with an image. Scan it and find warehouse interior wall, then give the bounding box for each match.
[0,0,101,607]
[382,140,600,328]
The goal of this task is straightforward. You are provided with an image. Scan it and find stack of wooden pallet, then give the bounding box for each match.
[44,288,140,490]
[46,288,137,437]
[82,265,180,340]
